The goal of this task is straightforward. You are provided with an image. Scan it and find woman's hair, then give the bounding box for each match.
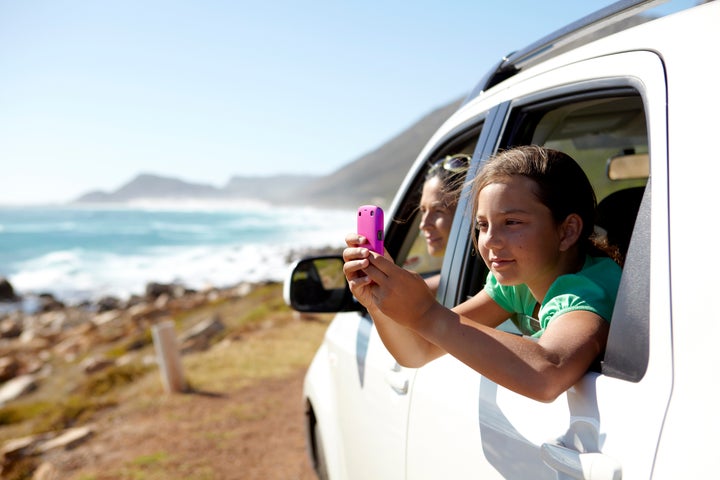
[470,145,621,263]
[425,153,471,208]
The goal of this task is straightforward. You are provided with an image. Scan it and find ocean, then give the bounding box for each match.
[0,203,356,305]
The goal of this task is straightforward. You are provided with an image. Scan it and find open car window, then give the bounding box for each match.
[450,88,650,377]
[392,123,484,280]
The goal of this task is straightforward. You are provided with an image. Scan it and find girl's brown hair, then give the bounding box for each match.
[470,145,621,264]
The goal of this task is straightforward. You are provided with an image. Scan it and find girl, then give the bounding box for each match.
[418,153,470,293]
[343,145,621,402]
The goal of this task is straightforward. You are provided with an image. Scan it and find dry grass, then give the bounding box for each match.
[0,282,333,480]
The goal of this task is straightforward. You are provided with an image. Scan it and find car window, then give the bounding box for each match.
[390,123,483,280]
[452,88,651,374]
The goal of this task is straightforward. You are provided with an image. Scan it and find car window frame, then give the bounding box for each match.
[440,80,654,381]
[386,118,487,280]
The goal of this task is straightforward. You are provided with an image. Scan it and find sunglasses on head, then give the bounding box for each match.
[428,154,471,175]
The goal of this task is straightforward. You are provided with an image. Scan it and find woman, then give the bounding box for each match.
[344,146,621,402]
[418,153,470,293]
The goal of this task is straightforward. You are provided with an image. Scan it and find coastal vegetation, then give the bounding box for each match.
[0,281,331,479]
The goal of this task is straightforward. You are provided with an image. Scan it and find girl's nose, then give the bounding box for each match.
[481,224,502,248]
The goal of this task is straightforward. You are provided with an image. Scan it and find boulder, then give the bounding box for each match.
[32,461,60,480]
[96,295,122,312]
[0,374,37,406]
[0,356,20,382]
[180,316,225,353]
[0,315,23,339]
[0,277,18,302]
[145,282,184,300]
[37,293,64,312]
[37,426,94,452]
[80,356,116,374]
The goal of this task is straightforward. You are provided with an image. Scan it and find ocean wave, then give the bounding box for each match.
[3,205,356,303]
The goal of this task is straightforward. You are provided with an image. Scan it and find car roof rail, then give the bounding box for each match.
[463,0,668,104]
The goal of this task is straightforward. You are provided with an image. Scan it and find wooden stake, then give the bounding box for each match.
[151,320,188,393]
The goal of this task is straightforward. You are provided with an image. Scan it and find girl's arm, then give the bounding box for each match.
[364,253,609,402]
[343,234,446,365]
[343,237,510,368]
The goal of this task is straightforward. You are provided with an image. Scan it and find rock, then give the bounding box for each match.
[146,282,184,299]
[0,374,37,406]
[179,316,225,353]
[154,293,171,309]
[0,356,20,382]
[80,356,116,374]
[36,426,94,453]
[1,434,43,460]
[1,428,92,479]
[0,315,22,339]
[32,461,60,480]
[0,277,18,302]
[91,310,122,327]
[37,293,64,312]
[96,295,122,312]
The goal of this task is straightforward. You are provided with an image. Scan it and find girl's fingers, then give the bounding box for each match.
[366,252,396,275]
[348,275,372,290]
[345,233,366,247]
[343,258,369,277]
[343,246,370,262]
[361,260,389,284]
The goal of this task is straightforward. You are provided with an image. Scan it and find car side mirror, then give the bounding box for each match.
[283,256,362,313]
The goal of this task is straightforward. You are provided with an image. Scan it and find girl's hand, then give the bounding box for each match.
[362,253,438,330]
[343,233,377,309]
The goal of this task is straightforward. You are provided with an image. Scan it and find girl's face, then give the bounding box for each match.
[419,176,457,257]
[475,176,569,297]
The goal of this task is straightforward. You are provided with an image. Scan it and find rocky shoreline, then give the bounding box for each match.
[0,244,341,478]
[1,275,258,401]
[0,274,277,479]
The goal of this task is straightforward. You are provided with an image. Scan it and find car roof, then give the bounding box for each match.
[463,0,697,104]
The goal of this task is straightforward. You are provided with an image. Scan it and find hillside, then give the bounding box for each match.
[73,97,464,208]
[291,98,463,208]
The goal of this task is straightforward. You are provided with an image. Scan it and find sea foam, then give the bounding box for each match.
[0,205,356,304]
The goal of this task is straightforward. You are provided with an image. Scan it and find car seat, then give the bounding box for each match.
[595,186,646,261]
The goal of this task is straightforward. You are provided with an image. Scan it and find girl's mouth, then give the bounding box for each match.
[490,258,514,269]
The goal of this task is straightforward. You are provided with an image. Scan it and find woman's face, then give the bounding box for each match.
[475,176,569,295]
[419,176,457,257]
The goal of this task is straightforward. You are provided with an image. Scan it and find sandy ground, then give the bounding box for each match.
[43,367,316,479]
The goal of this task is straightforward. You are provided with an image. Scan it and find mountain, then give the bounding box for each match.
[73,96,464,208]
[76,174,223,202]
[291,97,463,208]
[223,174,319,204]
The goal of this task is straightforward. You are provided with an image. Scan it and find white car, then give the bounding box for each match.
[284,1,720,478]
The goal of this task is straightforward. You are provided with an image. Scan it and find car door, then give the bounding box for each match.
[326,124,484,479]
[405,51,672,479]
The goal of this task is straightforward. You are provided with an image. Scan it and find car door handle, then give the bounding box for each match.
[385,363,409,395]
[540,442,621,480]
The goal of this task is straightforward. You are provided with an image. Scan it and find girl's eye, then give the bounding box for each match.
[475,221,488,231]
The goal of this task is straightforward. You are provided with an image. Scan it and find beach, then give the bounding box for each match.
[0,203,354,305]
[0,203,347,478]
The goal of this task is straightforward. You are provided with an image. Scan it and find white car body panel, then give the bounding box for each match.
[297,2,720,478]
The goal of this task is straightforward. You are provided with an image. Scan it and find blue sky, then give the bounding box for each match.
[0,0,619,205]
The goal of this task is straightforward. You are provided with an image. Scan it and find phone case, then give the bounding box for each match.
[357,205,384,254]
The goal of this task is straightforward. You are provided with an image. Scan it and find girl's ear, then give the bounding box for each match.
[558,213,583,251]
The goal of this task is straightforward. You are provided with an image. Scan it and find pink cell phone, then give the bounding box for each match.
[357,205,384,254]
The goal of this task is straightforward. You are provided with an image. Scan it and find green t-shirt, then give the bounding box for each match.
[484,255,622,338]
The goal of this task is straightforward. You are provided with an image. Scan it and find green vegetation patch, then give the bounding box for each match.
[79,363,154,397]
